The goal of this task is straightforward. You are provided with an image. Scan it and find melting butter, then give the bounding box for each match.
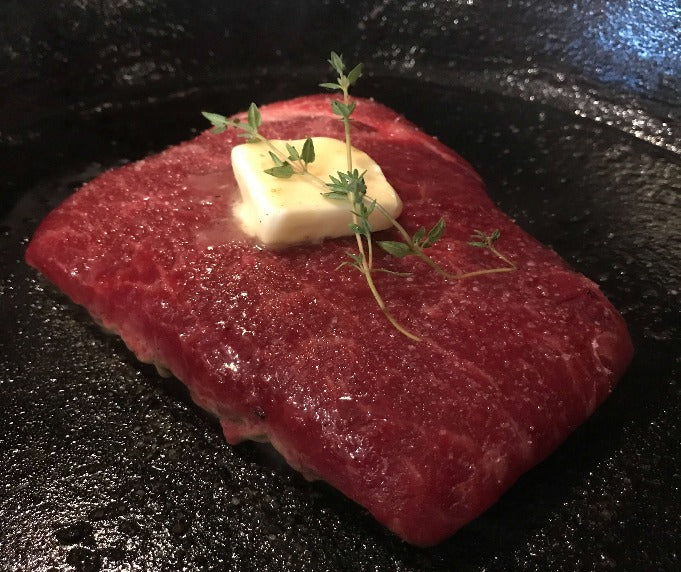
[231,137,402,245]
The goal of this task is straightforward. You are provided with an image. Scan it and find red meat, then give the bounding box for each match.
[25,95,633,546]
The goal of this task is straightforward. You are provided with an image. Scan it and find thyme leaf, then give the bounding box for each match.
[376,217,446,261]
[331,100,356,119]
[336,252,365,273]
[412,226,426,245]
[286,143,300,161]
[376,241,412,258]
[263,151,294,178]
[201,103,262,142]
[322,190,349,201]
[301,137,315,164]
[468,229,501,249]
[465,229,516,271]
[346,63,363,86]
[201,111,230,133]
[422,218,446,248]
[264,164,295,178]
[247,102,261,132]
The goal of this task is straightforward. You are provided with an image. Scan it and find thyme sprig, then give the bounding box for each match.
[202,103,262,141]
[201,51,518,341]
[319,52,420,340]
[463,229,517,276]
[202,105,316,179]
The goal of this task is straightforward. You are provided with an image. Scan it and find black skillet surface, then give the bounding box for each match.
[1,2,680,571]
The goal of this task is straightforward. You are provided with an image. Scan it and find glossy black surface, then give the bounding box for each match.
[1,2,680,571]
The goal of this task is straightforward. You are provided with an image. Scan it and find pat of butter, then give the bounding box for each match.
[231,137,402,245]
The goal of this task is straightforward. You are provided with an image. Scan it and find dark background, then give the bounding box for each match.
[1,1,680,571]
[2,0,679,216]
[2,0,680,214]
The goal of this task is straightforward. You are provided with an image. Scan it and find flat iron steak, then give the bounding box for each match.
[25,95,633,546]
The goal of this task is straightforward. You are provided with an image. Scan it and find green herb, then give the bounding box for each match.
[469,228,500,248]
[202,104,317,179]
[464,229,516,275]
[375,222,514,280]
[263,152,295,178]
[378,218,445,259]
[202,51,517,341]
[319,52,421,340]
[202,102,262,142]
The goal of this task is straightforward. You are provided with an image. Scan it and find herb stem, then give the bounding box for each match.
[329,56,418,340]
[456,266,516,279]
[241,132,420,338]
[372,202,455,278]
[342,91,353,172]
[489,246,516,269]
[338,80,366,268]
[259,136,291,166]
[362,265,421,340]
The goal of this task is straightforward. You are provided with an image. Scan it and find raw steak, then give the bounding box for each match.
[26,95,633,546]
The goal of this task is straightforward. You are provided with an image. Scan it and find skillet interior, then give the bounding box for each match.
[1,2,679,570]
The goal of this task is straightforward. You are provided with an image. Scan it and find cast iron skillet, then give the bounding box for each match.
[1,2,679,570]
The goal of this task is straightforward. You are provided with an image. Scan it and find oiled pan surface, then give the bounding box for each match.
[1,1,679,570]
